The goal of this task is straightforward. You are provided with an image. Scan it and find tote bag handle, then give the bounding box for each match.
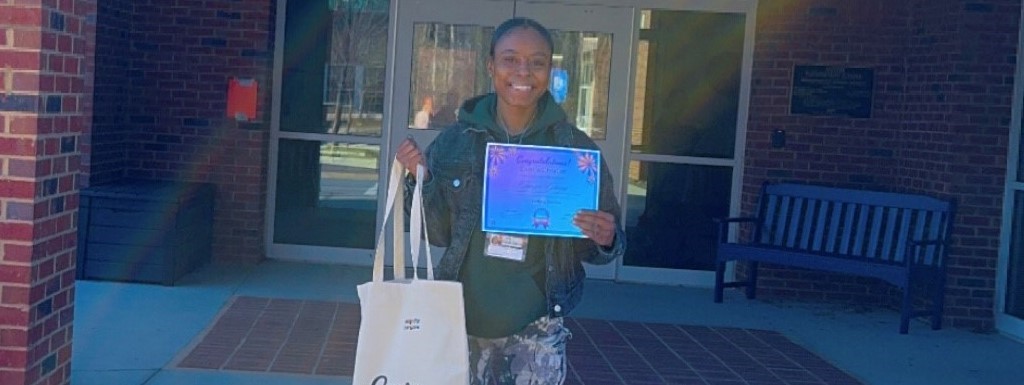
[372,160,433,283]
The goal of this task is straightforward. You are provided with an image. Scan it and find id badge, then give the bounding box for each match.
[485,233,528,262]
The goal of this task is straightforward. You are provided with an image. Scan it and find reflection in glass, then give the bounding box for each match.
[550,30,611,140]
[631,10,744,158]
[409,23,612,140]
[280,0,389,136]
[410,24,493,129]
[1007,192,1024,317]
[624,161,731,270]
[640,10,651,29]
[274,139,380,249]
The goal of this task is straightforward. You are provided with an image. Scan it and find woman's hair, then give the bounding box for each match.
[489,17,554,57]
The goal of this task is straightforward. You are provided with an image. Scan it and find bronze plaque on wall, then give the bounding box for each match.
[790,65,874,118]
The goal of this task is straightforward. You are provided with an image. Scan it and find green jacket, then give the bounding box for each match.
[406,92,626,318]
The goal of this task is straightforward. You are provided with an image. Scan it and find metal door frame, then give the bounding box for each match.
[995,1,1024,341]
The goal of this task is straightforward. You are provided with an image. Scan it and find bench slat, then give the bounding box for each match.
[800,198,818,251]
[787,197,806,248]
[894,209,912,263]
[840,203,856,254]
[811,200,828,252]
[762,195,781,245]
[773,196,788,246]
[879,207,896,262]
[920,210,947,265]
[867,206,885,260]
[852,206,864,256]
[825,201,842,253]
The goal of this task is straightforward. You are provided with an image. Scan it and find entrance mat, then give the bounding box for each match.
[175,296,863,384]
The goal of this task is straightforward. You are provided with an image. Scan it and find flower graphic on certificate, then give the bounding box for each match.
[487,146,506,177]
[482,143,601,238]
[576,152,598,183]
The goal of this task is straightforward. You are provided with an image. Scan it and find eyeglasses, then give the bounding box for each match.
[496,55,551,72]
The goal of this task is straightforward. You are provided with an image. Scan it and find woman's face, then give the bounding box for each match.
[487,26,552,114]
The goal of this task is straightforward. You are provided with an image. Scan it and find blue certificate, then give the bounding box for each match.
[482,143,601,238]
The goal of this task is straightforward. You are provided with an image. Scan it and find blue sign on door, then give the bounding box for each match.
[550,68,568,104]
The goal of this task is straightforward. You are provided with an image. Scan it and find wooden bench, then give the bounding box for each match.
[713,182,956,334]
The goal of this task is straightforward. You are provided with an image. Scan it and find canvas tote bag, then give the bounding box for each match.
[352,160,470,385]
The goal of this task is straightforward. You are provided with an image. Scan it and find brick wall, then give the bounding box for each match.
[86,0,132,186]
[0,0,94,383]
[745,0,1019,331]
[88,0,275,262]
[899,0,1019,331]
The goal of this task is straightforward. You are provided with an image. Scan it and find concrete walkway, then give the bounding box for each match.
[71,260,1024,385]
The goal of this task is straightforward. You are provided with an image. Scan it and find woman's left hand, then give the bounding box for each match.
[574,210,616,247]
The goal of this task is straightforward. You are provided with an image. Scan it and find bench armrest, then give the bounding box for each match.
[904,237,952,266]
[714,216,759,243]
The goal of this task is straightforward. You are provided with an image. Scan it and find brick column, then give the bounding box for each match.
[0,1,94,384]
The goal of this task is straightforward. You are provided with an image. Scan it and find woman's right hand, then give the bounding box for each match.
[396,138,430,181]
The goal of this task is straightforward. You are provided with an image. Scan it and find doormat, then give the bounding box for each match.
[175,296,864,384]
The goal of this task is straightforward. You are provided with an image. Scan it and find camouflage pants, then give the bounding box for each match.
[468,316,572,385]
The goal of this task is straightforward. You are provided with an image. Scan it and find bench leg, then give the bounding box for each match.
[900,278,913,334]
[746,261,759,299]
[931,274,946,330]
[714,261,726,303]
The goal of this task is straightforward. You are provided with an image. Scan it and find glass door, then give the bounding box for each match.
[996,4,1024,340]
[391,0,634,279]
[618,6,756,286]
[268,0,393,264]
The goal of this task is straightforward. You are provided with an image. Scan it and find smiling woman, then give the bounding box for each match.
[394,17,627,385]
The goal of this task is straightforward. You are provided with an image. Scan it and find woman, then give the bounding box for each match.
[396,17,626,385]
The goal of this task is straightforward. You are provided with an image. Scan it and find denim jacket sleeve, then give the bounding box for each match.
[565,125,627,266]
[403,134,455,248]
[575,155,626,265]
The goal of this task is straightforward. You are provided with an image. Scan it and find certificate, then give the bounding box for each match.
[482,143,601,238]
